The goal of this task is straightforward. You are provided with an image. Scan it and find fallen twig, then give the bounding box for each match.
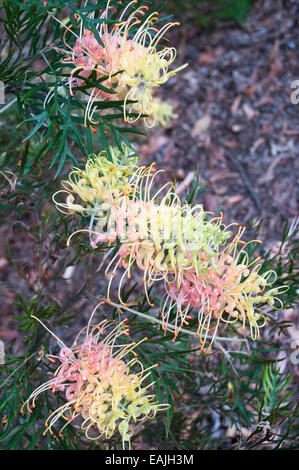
[225,153,262,214]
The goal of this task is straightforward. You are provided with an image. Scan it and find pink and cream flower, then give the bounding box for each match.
[52,0,187,128]
[21,313,167,449]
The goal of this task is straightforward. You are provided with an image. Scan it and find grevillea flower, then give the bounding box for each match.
[50,0,187,128]
[53,145,140,216]
[163,226,288,348]
[54,147,232,307]
[21,313,167,449]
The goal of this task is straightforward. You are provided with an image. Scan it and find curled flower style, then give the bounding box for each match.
[163,226,288,348]
[100,196,232,307]
[21,312,167,449]
[49,0,187,128]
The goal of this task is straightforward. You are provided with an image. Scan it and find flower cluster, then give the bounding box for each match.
[54,146,286,349]
[56,0,187,128]
[21,314,166,448]
[164,228,287,349]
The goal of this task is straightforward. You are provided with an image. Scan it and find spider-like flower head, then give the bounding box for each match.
[57,1,187,128]
[52,145,140,216]
[21,313,167,449]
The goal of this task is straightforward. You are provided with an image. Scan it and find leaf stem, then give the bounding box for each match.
[100,297,247,343]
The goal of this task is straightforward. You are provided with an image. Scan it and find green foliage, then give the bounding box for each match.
[167,0,253,27]
[0,0,163,175]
